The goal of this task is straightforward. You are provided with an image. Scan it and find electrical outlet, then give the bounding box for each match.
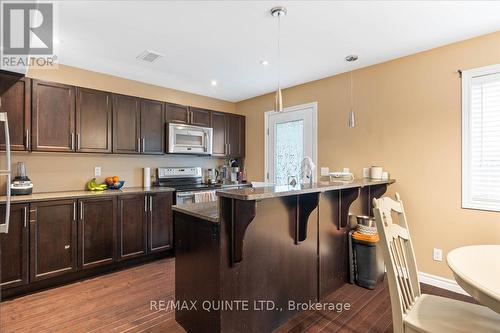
[94,166,101,177]
[320,167,330,176]
[433,248,443,262]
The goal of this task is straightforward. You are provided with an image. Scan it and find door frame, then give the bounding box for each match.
[264,102,318,183]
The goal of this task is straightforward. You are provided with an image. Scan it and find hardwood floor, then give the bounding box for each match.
[0,258,473,333]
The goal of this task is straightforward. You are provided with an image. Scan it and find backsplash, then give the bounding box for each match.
[8,153,226,193]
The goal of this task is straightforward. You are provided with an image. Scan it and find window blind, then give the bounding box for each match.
[463,66,500,211]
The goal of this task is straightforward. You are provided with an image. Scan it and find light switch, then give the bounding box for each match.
[320,167,330,176]
[94,166,101,177]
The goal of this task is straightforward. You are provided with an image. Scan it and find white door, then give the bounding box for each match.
[265,103,317,185]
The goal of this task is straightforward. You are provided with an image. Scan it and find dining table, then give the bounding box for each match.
[447,245,500,314]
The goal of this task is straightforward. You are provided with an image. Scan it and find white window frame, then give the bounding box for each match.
[462,64,500,211]
[264,102,318,183]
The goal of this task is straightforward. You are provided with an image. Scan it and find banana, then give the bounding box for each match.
[86,178,107,191]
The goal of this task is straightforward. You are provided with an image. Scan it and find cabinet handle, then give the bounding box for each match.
[80,202,84,220]
[228,143,231,155]
[73,202,76,221]
[144,196,148,212]
[138,137,141,153]
[142,138,145,153]
[76,133,80,150]
[149,196,153,212]
[25,129,29,150]
[65,245,70,250]
[24,206,27,228]
[71,132,75,150]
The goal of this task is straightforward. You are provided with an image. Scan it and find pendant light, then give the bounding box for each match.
[271,6,287,112]
[346,54,358,128]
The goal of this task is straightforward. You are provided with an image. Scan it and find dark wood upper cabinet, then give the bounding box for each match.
[78,197,116,269]
[32,80,75,152]
[211,112,227,156]
[166,103,189,124]
[117,194,147,260]
[0,203,29,289]
[210,112,245,157]
[113,94,141,154]
[0,74,30,151]
[76,88,112,153]
[30,200,78,282]
[148,192,173,253]
[140,99,165,155]
[190,107,211,127]
[226,114,245,157]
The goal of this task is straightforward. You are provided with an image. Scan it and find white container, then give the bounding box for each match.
[143,167,151,188]
[370,166,383,180]
[381,171,389,180]
[362,167,370,178]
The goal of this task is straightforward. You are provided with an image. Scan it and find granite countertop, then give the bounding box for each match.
[0,187,175,204]
[216,179,395,201]
[173,201,219,223]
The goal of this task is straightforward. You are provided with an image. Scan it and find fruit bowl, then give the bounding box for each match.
[107,180,125,190]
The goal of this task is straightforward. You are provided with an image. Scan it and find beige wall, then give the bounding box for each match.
[236,31,500,279]
[10,64,236,192]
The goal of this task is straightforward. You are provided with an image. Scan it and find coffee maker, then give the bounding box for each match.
[10,162,33,195]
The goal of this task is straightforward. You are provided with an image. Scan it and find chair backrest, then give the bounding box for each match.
[373,193,421,333]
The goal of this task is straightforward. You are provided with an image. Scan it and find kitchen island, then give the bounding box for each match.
[173,179,393,333]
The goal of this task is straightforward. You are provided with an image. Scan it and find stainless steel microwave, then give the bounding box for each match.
[167,123,213,155]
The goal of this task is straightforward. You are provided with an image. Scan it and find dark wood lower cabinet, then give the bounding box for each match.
[78,197,116,269]
[148,192,173,253]
[117,195,147,260]
[0,203,29,289]
[29,200,78,282]
[1,192,174,297]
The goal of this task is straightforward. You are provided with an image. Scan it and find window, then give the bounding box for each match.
[462,64,500,211]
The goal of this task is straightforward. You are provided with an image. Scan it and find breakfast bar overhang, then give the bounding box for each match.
[173,179,394,333]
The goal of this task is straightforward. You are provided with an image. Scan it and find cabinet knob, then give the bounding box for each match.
[64,245,70,250]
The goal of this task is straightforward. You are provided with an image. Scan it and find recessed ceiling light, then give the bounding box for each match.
[260,60,269,66]
[210,80,217,86]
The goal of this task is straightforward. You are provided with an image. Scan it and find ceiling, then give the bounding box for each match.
[55,1,500,102]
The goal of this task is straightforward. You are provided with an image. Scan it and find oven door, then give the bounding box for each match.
[176,191,195,205]
[168,124,213,155]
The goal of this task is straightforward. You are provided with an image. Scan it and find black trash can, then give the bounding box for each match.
[351,232,385,290]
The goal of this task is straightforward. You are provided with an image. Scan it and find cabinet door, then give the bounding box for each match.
[32,80,75,152]
[113,94,141,154]
[78,197,116,269]
[226,114,245,157]
[30,200,77,282]
[117,195,147,260]
[141,99,165,155]
[190,107,211,127]
[211,112,226,156]
[166,103,189,124]
[0,74,30,151]
[0,203,29,289]
[148,192,173,253]
[76,88,112,153]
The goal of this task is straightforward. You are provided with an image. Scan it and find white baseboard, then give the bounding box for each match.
[418,271,469,296]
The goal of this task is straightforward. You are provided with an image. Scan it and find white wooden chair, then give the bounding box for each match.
[373,193,500,333]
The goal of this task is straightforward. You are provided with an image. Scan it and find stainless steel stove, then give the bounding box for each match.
[156,167,216,204]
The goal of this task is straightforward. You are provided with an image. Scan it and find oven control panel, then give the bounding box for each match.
[157,167,202,179]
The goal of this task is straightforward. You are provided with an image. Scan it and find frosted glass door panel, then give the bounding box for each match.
[274,120,303,185]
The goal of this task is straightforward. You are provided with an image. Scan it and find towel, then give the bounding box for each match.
[194,191,217,203]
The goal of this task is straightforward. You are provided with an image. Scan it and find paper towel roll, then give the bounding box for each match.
[143,167,151,188]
